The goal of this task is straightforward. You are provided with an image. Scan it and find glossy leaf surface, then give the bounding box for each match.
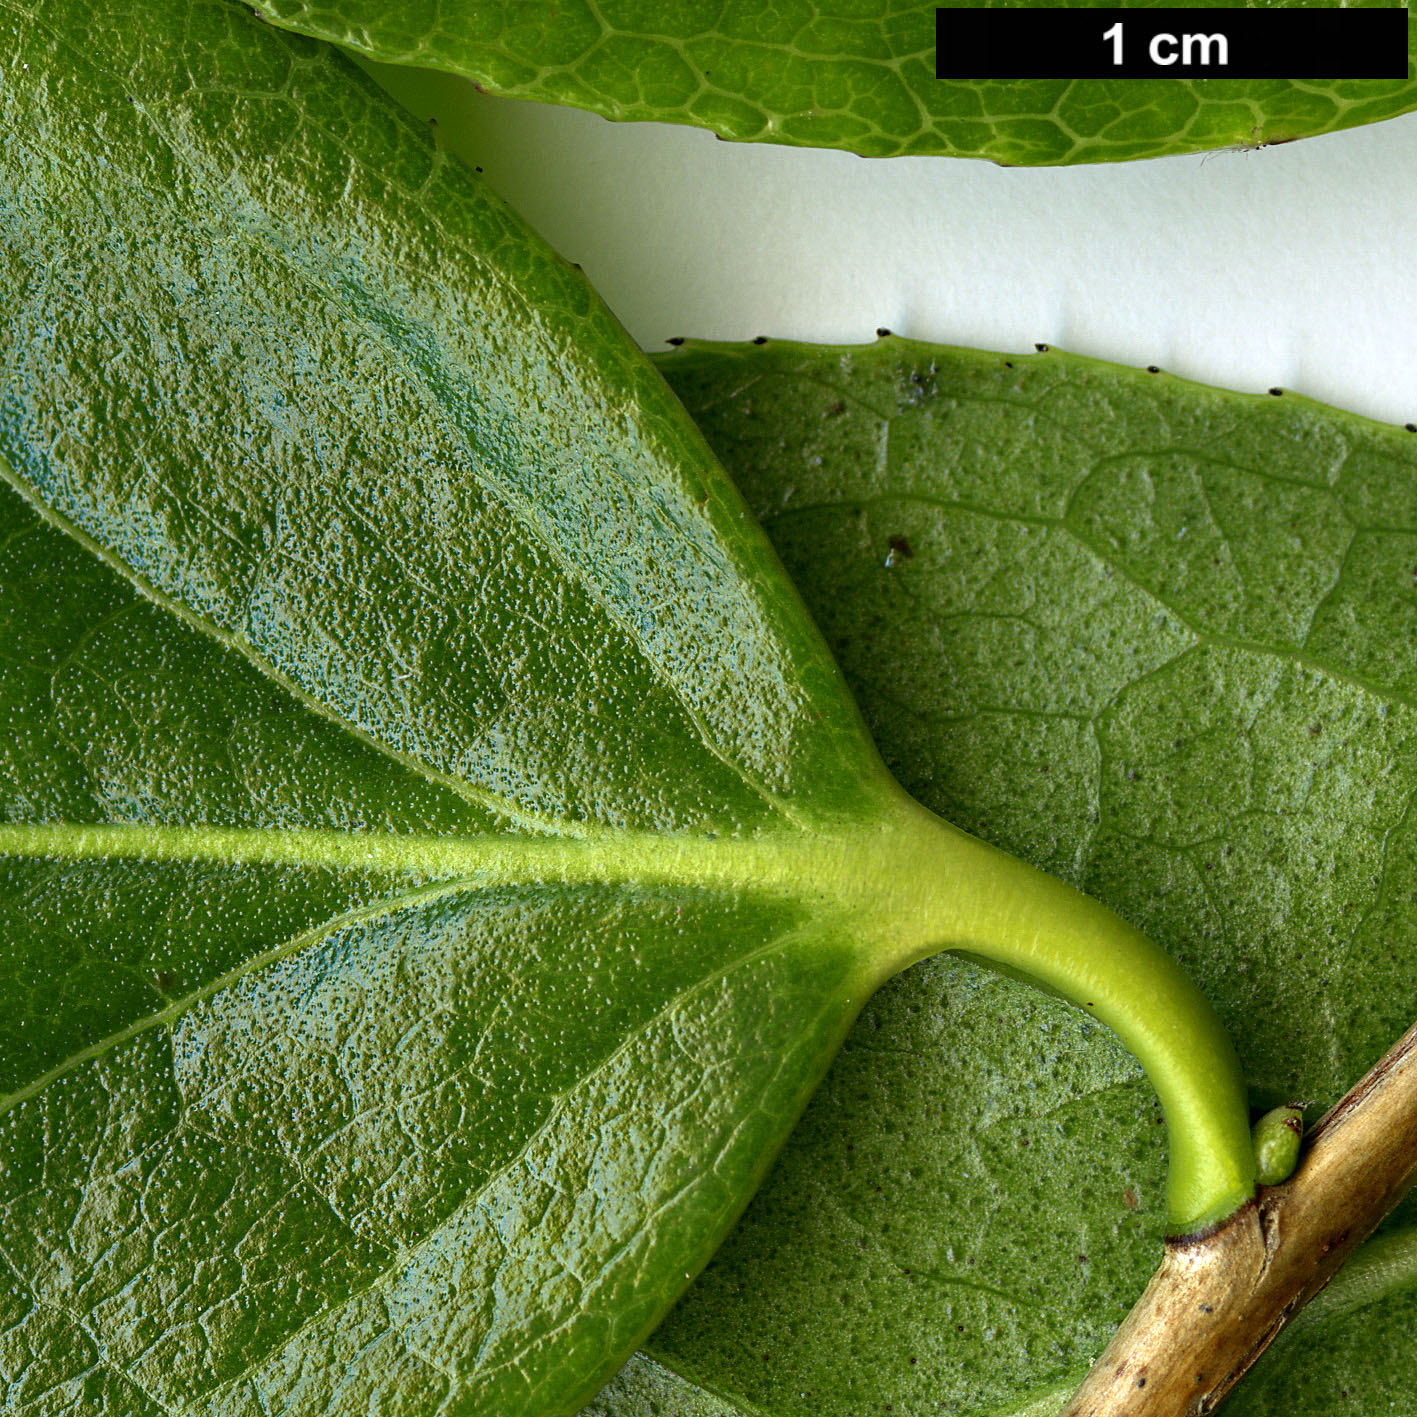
[580,340,1417,1415]
[0,8,1003,1412]
[249,0,1417,164]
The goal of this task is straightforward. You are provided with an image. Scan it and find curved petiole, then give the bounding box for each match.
[879,793,1257,1235]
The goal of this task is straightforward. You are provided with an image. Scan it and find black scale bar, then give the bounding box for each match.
[935,7,1409,80]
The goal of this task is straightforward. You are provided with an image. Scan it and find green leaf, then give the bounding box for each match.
[0,4,896,1412]
[578,338,1417,1416]
[247,0,1417,164]
[0,5,1258,1413]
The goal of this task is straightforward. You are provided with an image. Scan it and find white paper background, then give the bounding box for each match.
[368,63,1417,427]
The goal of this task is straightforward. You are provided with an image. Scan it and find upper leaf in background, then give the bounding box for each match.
[578,340,1417,1416]
[249,0,1417,163]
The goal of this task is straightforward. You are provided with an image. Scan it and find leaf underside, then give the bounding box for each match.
[0,6,928,1414]
[577,340,1417,1416]
[248,0,1417,164]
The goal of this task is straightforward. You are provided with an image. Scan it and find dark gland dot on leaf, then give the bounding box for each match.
[885,536,913,568]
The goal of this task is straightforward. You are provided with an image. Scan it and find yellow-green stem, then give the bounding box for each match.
[882,794,1256,1234]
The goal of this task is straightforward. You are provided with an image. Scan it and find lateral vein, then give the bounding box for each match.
[0,449,573,840]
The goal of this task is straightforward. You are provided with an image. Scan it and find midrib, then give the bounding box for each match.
[0,801,1015,970]
[0,799,1020,1127]
[0,819,894,901]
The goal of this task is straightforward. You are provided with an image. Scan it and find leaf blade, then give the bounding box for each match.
[0,4,914,1411]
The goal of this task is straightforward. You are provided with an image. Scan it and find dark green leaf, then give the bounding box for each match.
[580,338,1417,1416]
[248,0,1417,164]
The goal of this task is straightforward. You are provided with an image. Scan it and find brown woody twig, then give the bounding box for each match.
[1061,1019,1417,1416]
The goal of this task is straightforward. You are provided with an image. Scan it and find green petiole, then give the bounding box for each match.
[879,793,1258,1235]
